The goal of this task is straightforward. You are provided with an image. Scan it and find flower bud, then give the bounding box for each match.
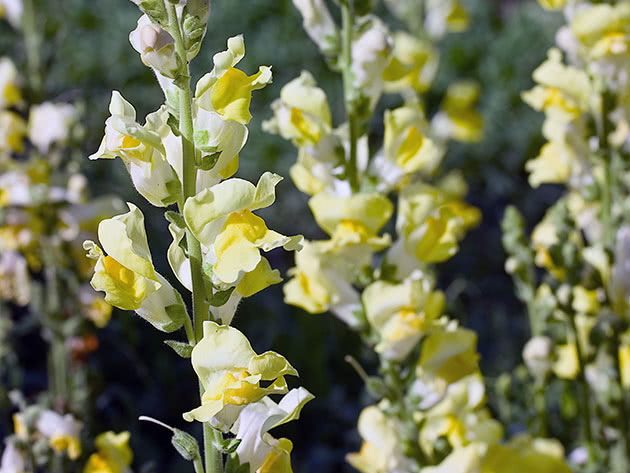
[129,15,178,78]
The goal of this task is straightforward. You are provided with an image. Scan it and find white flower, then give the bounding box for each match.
[0,0,22,30]
[28,102,76,153]
[292,0,338,53]
[36,410,82,460]
[0,439,26,473]
[352,16,391,107]
[523,336,554,379]
[0,250,30,306]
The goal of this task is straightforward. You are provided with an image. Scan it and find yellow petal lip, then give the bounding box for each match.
[183,322,298,423]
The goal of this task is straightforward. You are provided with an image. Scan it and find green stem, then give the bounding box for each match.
[599,89,614,248]
[21,0,43,100]
[166,4,222,473]
[568,314,594,450]
[534,381,548,437]
[193,456,206,473]
[52,337,68,405]
[341,1,360,193]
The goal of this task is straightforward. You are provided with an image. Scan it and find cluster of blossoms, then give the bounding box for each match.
[2,399,132,473]
[501,0,630,469]
[0,1,134,472]
[83,1,313,471]
[265,0,573,472]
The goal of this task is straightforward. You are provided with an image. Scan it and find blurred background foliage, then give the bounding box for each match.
[0,0,567,471]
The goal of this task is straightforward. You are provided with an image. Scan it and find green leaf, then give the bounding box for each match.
[165,211,186,229]
[224,453,250,473]
[163,303,188,333]
[213,436,241,454]
[167,113,181,137]
[209,287,236,307]
[197,151,221,171]
[164,340,194,358]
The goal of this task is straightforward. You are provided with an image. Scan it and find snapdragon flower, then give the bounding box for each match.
[0,57,21,109]
[416,327,480,386]
[432,81,483,143]
[183,172,302,291]
[27,102,76,153]
[0,111,26,154]
[292,0,338,54]
[83,431,133,473]
[85,203,187,333]
[383,32,439,95]
[417,375,503,455]
[89,91,181,207]
[394,182,481,264]
[263,71,332,148]
[183,321,299,423]
[346,404,414,473]
[36,410,82,460]
[362,279,444,361]
[0,439,27,473]
[228,388,313,473]
[0,0,22,30]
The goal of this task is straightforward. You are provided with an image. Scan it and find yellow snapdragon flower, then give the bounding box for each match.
[521,49,591,125]
[228,388,313,472]
[383,32,439,94]
[0,111,26,154]
[481,435,570,473]
[195,35,272,126]
[395,182,480,264]
[347,405,410,473]
[263,70,332,147]
[571,3,630,59]
[36,410,82,460]
[183,172,302,286]
[89,91,181,207]
[363,279,444,361]
[552,344,579,380]
[537,0,567,10]
[421,443,485,473]
[417,328,480,385]
[526,141,573,188]
[383,104,443,178]
[284,240,363,326]
[0,57,21,109]
[309,192,393,238]
[434,81,483,143]
[84,431,133,473]
[418,375,503,455]
[85,203,187,333]
[190,36,271,183]
[425,0,470,38]
[183,321,299,423]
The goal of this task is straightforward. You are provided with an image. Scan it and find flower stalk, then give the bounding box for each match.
[165,3,222,473]
[341,0,360,193]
